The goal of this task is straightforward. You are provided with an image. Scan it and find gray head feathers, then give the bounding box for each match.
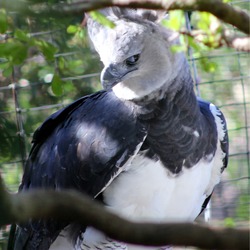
[87,7,188,101]
[87,7,172,56]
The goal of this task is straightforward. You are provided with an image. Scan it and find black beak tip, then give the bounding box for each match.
[101,67,120,90]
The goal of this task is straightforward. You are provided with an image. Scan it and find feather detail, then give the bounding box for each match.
[98,8,166,23]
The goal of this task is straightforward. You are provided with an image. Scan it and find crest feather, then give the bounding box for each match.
[99,7,166,23]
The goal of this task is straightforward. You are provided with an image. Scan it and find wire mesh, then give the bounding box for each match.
[0,1,249,249]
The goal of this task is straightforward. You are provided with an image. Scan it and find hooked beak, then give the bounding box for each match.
[101,64,137,90]
[101,66,121,90]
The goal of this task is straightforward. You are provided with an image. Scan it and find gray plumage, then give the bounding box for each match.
[11,8,228,250]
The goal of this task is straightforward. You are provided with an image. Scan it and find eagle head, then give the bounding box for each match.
[87,8,186,100]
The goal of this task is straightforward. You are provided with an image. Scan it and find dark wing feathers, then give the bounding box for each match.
[14,90,147,250]
[198,98,228,170]
[198,98,229,215]
[21,90,147,194]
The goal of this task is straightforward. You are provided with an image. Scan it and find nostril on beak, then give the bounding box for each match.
[101,66,120,90]
[109,64,120,77]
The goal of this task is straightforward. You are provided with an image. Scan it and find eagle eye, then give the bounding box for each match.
[125,54,140,66]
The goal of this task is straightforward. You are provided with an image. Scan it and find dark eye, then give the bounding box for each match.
[125,54,140,66]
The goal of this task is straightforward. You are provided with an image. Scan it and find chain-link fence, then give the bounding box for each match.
[0,1,249,249]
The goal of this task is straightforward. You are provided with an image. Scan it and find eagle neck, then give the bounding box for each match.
[134,73,207,174]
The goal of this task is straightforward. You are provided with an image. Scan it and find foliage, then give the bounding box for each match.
[0,2,102,169]
[162,10,224,73]
[89,11,116,28]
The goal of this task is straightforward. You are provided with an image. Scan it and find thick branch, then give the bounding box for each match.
[67,0,250,35]
[3,0,250,35]
[0,176,248,249]
[222,30,250,51]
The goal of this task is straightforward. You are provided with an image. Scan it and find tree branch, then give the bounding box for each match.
[0,175,249,249]
[73,0,250,35]
[3,0,250,35]
[179,29,250,52]
[222,30,250,51]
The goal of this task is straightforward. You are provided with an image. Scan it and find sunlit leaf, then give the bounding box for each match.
[162,10,185,31]
[200,57,218,73]
[170,44,187,53]
[78,29,85,38]
[187,36,203,51]
[197,14,209,31]
[206,61,217,72]
[89,11,115,28]
[67,25,78,34]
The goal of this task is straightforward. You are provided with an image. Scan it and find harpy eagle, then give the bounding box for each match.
[12,8,228,250]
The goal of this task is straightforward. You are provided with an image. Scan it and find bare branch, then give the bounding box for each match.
[83,0,250,36]
[63,0,250,35]
[179,29,250,52]
[0,174,248,249]
[3,0,250,35]
[222,30,250,51]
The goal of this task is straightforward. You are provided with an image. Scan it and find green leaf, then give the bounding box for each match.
[11,43,28,64]
[196,12,210,31]
[170,44,186,53]
[78,29,85,38]
[51,74,63,96]
[89,11,115,29]
[63,80,74,92]
[0,60,9,69]
[14,29,30,42]
[58,56,65,71]
[200,57,218,73]
[35,40,58,61]
[161,10,185,31]
[187,36,203,51]
[67,25,78,34]
[0,42,28,64]
[0,43,16,56]
[0,44,7,57]
[0,9,8,33]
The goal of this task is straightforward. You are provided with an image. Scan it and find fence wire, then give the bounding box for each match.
[0,1,249,249]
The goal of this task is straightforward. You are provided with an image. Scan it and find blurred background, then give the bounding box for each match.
[0,0,249,249]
